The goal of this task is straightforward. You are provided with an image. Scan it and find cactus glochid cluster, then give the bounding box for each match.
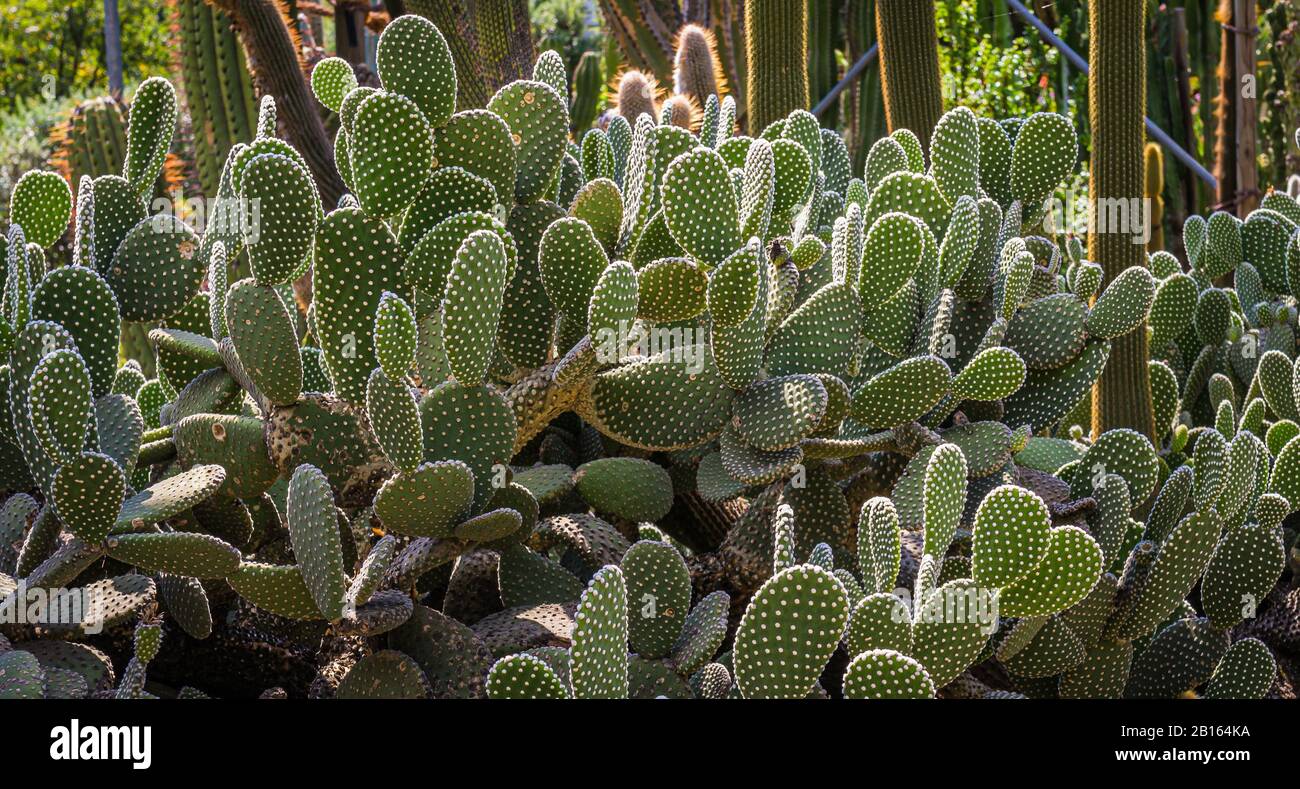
[0,11,1296,704]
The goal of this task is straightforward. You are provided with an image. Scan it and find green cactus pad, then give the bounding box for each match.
[930,107,980,204]
[766,282,861,376]
[224,279,302,406]
[1149,273,1198,351]
[0,650,45,699]
[1193,286,1232,346]
[123,77,178,197]
[9,170,72,249]
[951,347,1026,402]
[364,368,423,473]
[858,497,902,595]
[488,81,568,203]
[28,349,92,464]
[569,564,629,699]
[419,381,515,512]
[734,564,849,699]
[452,507,521,541]
[498,543,583,608]
[285,464,348,621]
[636,257,708,322]
[708,244,763,328]
[399,168,499,256]
[843,649,935,699]
[371,292,417,384]
[845,593,913,656]
[1009,112,1076,207]
[579,344,733,450]
[313,207,405,403]
[1203,638,1276,700]
[441,229,508,386]
[105,531,240,579]
[661,148,742,266]
[337,649,431,699]
[374,460,474,538]
[240,153,318,285]
[1201,522,1284,630]
[52,452,125,545]
[350,92,433,218]
[310,57,358,113]
[108,215,203,321]
[1070,428,1160,505]
[487,653,570,699]
[114,465,225,532]
[587,261,638,347]
[972,484,1052,589]
[859,212,924,307]
[732,374,828,451]
[538,216,613,328]
[998,525,1101,617]
[569,178,624,254]
[1003,340,1110,432]
[910,579,992,688]
[1004,292,1087,370]
[918,443,966,559]
[1086,267,1155,339]
[1199,211,1243,278]
[227,561,323,620]
[1119,509,1223,640]
[849,355,952,428]
[769,139,813,221]
[621,540,691,659]
[375,14,456,128]
[572,457,673,522]
[865,171,950,241]
[174,414,277,499]
[1125,617,1228,698]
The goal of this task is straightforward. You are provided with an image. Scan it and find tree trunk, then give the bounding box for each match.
[103,0,124,99]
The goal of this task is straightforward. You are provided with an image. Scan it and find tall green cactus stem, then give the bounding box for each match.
[571,50,604,133]
[806,0,839,129]
[1088,0,1156,442]
[208,0,344,206]
[744,0,809,134]
[172,0,257,196]
[49,97,130,186]
[405,0,490,109]
[874,0,944,151]
[475,0,535,94]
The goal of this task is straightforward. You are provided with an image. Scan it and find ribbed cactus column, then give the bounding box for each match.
[745,0,809,134]
[874,0,944,151]
[1089,0,1157,442]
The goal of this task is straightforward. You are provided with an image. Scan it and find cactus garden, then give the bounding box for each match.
[0,0,1298,703]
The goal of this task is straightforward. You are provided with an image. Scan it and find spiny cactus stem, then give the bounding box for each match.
[875,0,944,151]
[745,0,810,133]
[1088,0,1156,442]
[209,0,344,205]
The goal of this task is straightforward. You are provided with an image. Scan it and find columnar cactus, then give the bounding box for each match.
[744,0,809,134]
[874,0,945,152]
[1088,0,1157,441]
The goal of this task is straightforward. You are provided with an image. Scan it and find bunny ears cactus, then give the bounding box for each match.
[0,12,1291,703]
